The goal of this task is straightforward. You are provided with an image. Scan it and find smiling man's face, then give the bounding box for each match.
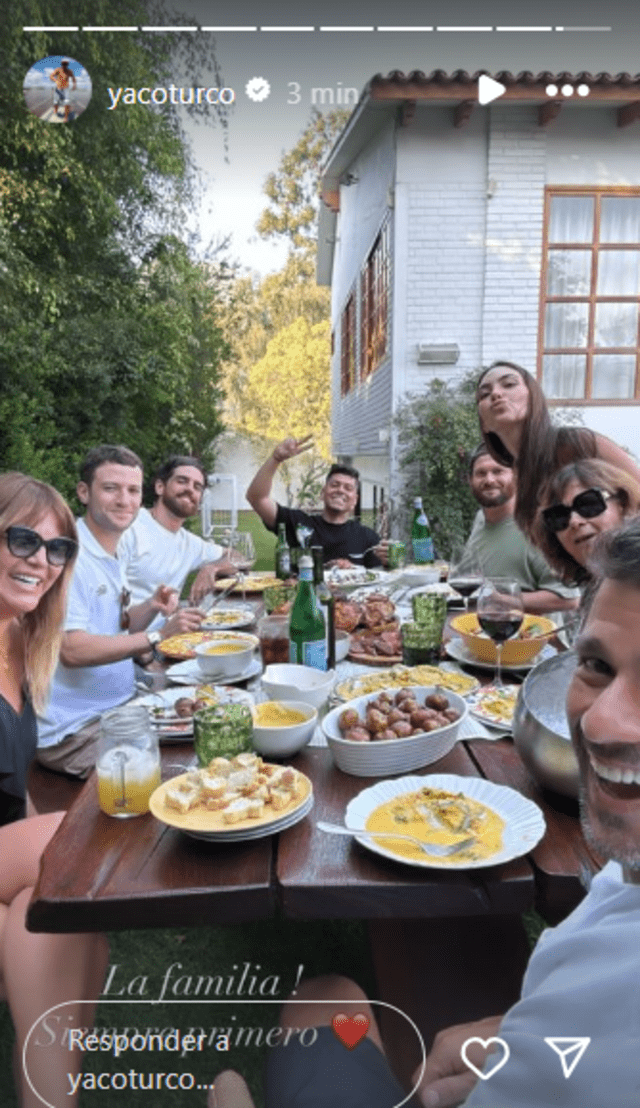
[567,578,640,876]
[321,472,358,522]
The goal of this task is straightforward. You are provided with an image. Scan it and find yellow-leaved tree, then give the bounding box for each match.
[243,317,331,504]
[220,111,349,505]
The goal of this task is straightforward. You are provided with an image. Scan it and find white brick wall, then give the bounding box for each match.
[481,107,547,368]
[329,101,640,473]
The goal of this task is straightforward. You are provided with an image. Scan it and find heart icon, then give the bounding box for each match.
[460,1037,510,1081]
[331,1012,370,1050]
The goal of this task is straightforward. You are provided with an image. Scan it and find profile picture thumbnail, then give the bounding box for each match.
[23,55,92,123]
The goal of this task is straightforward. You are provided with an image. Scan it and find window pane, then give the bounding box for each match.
[597,250,640,295]
[548,196,594,243]
[542,354,586,398]
[594,302,638,348]
[600,197,640,243]
[592,355,636,398]
[547,250,591,296]
[545,302,589,348]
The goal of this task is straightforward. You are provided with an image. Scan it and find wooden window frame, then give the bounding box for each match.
[340,292,356,396]
[539,186,640,404]
[360,217,391,380]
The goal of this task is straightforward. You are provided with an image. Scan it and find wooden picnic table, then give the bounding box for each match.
[27,590,597,1090]
[26,729,597,1088]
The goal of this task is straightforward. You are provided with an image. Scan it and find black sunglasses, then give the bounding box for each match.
[542,488,613,534]
[5,525,77,567]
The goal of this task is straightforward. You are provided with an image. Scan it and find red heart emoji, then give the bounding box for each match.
[331,1012,370,1050]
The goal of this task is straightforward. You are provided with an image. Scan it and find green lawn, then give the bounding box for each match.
[238,510,277,572]
[0,916,372,1108]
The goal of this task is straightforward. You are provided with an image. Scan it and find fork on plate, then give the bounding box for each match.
[317,820,476,858]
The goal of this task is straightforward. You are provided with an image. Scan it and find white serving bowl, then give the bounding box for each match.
[322,685,468,776]
[252,700,318,757]
[402,565,441,587]
[195,637,256,678]
[335,630,351,663]
[262,663,335,709]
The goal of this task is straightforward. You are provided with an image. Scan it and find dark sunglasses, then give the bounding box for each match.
[542,488,613,534]
[5,525,77,567]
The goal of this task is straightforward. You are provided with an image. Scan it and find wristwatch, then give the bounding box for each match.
[146,630,162,648]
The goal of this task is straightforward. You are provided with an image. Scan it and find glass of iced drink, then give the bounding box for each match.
[97,705,161,818]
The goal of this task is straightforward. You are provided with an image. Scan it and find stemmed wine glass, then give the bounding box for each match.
[448,550,484,613]
[476,577,524,690]
[228,532,256,603]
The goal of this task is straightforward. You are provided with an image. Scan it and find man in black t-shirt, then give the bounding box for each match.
[246,436,387,567]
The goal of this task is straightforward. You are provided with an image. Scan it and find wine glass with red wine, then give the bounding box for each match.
[448,558,484,612]
[476,577,524,689]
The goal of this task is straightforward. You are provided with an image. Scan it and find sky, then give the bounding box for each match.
[21,0,640,274]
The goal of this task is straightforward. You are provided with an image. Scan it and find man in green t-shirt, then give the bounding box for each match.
[457,445,578,615]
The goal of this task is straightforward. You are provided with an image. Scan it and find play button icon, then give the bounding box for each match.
[478,74,507,105]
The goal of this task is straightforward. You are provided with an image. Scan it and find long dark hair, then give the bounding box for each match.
[534,459,640,585]
[476,362,595,538]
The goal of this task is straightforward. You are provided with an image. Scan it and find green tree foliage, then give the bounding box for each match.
[0,1,229,501]
[394,374,482,557]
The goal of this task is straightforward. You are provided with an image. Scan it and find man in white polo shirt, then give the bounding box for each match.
[37,445,202,777]
[119,455,236,629]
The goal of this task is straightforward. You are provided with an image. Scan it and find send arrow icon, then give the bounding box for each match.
[544,1037,591,1078]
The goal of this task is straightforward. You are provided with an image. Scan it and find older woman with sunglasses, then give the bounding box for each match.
[534,460,640,585]
[476,361,640,541]
[0,473,108,1107]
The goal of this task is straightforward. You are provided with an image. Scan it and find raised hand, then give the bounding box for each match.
[272,434,314,463]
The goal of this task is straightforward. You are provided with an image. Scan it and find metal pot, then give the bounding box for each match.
[512,652,579,797]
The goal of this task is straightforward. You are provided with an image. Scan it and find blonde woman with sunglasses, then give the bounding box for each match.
[0,473,108,1107]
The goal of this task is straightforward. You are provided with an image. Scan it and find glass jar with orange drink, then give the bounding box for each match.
[96,705,161,818]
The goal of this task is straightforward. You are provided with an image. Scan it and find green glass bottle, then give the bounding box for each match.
[312,547,336,670]
[411,496,434,564]
[275,523,291,580]
[289,556,327,670]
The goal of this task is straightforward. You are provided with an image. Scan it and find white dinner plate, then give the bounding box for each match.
[150,772,313,842]
[468,686,519,732]
[201,604,256,630]
[135,685,255,740]
[445,636,557,674]
[325,568,388,593]
[166,657,262,686]
[344,774,545,870]
[183,793,315,842]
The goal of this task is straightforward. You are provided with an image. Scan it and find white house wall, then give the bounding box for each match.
[331,120,395,460]
[395,108,488,398]
[330,101,640,476]
[481,104,640,455]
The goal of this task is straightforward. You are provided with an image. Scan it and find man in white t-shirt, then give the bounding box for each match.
[37,446,202,777]
[119,455,235,631]
[208,517,640,1108]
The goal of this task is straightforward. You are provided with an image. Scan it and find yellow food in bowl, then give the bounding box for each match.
[365,786,504,863]
[203,643,248,655]
[450,613,556,665]
[253,702,310,728]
